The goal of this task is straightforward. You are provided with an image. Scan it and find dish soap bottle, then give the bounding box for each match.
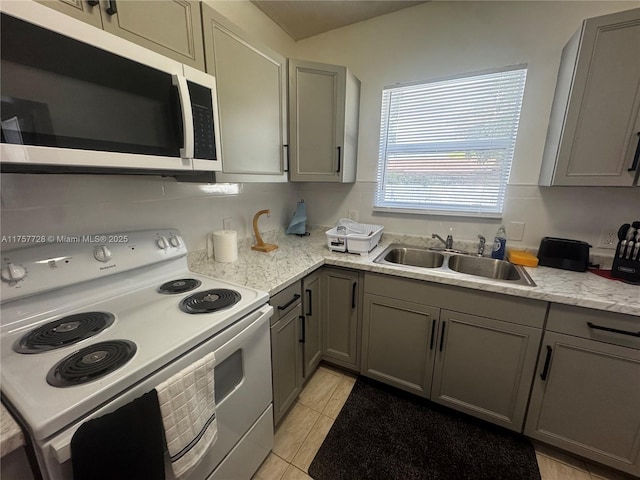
[491,225,507,260]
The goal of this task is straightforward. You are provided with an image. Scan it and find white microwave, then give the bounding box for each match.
[0,2,222,175]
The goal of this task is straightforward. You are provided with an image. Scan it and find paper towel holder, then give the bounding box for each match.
[252,209,278,253]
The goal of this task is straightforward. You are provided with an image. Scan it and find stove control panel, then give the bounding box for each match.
[1,229,188,303]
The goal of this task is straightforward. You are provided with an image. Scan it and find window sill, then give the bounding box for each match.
[372,206,503,219]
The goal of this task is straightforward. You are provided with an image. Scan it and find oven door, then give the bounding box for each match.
[40,305,273,480]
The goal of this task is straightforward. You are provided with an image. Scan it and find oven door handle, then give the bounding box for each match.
[49,304,273,464]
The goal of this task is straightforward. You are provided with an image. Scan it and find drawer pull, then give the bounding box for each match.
[299,316,305,343]
[587,322,640,338]
[105,0,117,15]
[627,132,640,172]
[351,282,357,309]
[306,289,312,316]
[540,345,553,381]
[439,321,446,352]
[430,319,437,350]
[277,293,300,310]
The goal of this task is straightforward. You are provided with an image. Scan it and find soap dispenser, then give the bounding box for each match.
[491,225,507,260]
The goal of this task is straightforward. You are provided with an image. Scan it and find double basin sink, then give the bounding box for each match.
[374,244,536,287]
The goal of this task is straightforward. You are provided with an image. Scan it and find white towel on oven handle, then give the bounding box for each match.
[156,351,218,480]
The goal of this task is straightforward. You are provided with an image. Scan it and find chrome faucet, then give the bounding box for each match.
[432,232,453,250]
[477,234,486,257]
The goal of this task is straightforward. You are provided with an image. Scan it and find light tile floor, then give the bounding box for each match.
[253,364,635,480]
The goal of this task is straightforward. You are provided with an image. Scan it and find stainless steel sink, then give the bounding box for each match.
[378,246,445,268]
[447,255,521,281]
[373,244,536,287]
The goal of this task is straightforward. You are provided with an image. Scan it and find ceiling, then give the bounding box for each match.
[251,1,427,41]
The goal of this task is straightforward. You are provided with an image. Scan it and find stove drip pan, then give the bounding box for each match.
[47,340,137,388]
[14,312,115,354]
[158,278,202,294]
[180,289,241,314]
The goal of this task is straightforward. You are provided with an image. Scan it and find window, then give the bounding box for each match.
[375,66,527,217]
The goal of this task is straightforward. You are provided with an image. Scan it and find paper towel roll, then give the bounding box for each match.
[213,230,238,263]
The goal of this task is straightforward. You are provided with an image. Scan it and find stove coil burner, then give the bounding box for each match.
[46,340,136,388]
[158,278,202,294]
[14,312,115,354]
[180,289,241,314]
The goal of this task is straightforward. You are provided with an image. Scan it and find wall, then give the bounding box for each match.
[294,1,640,252]
[0,1,299,253]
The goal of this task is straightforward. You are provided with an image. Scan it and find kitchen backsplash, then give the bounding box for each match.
[297,181,640,255]
[2,173,638,259]
[0,173,299,252]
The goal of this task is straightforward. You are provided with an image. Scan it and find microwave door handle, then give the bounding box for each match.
[172,74,194,159]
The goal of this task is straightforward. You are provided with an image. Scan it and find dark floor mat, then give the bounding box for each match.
[308,377,541,480]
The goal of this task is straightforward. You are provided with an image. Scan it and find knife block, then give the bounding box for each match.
[611,241,640,282]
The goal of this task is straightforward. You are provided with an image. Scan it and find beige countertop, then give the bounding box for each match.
[1,403,24,457]
[189,228,640,317]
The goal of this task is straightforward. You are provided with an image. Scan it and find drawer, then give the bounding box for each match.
[547,304,640,350]
[270,281,302,325]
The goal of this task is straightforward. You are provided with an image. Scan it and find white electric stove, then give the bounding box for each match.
[0,229,274,480]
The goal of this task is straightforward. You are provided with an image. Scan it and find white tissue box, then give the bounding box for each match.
[326,223,384,254]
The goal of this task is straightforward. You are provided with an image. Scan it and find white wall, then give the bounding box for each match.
[294,1,640,252]
[0,1,299,253]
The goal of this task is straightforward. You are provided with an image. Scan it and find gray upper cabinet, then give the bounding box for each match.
[432,310,542,431]
[302,270,323,380]
[525,304,640,476]
[202,6,288,182]
[322,268,361,370]
[539,8,640,186]
[41,0,206,69]
[289,59,360,183]
[36,0,103,28]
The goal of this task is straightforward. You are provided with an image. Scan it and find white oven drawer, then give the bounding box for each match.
[41,305,273,480]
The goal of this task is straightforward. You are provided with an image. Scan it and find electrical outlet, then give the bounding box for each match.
[348,210,359,222]
[598,229,618,249]
[223,217,232,231]
[507,221,525,241]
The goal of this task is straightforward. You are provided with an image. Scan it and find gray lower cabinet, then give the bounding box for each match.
[270,282,303,425]
[302,270,323,380]
[524,305,640,476]
[361,294,439,397]
[432,310,542,430]
[39,0,205,69]
[362,273,546,432]
[322,267,361,370]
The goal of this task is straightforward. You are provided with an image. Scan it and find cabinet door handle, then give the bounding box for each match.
[540,345,553,381]
[439,321,446,352]
[351,282,357,308]
[105,0,117,15]
[299,316,305,343]
[336,146,342,173]
[277,293,300,311]
[587,321,640,338]
[87,0,99,6]
[306,289,312,316]
[628,132,640,172]
[283,144,290,172]
[429,319,437,350]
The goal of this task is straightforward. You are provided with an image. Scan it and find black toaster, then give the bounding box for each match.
[537,237,591,272]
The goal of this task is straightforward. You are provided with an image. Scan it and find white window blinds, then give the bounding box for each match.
[375,66,527,217]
